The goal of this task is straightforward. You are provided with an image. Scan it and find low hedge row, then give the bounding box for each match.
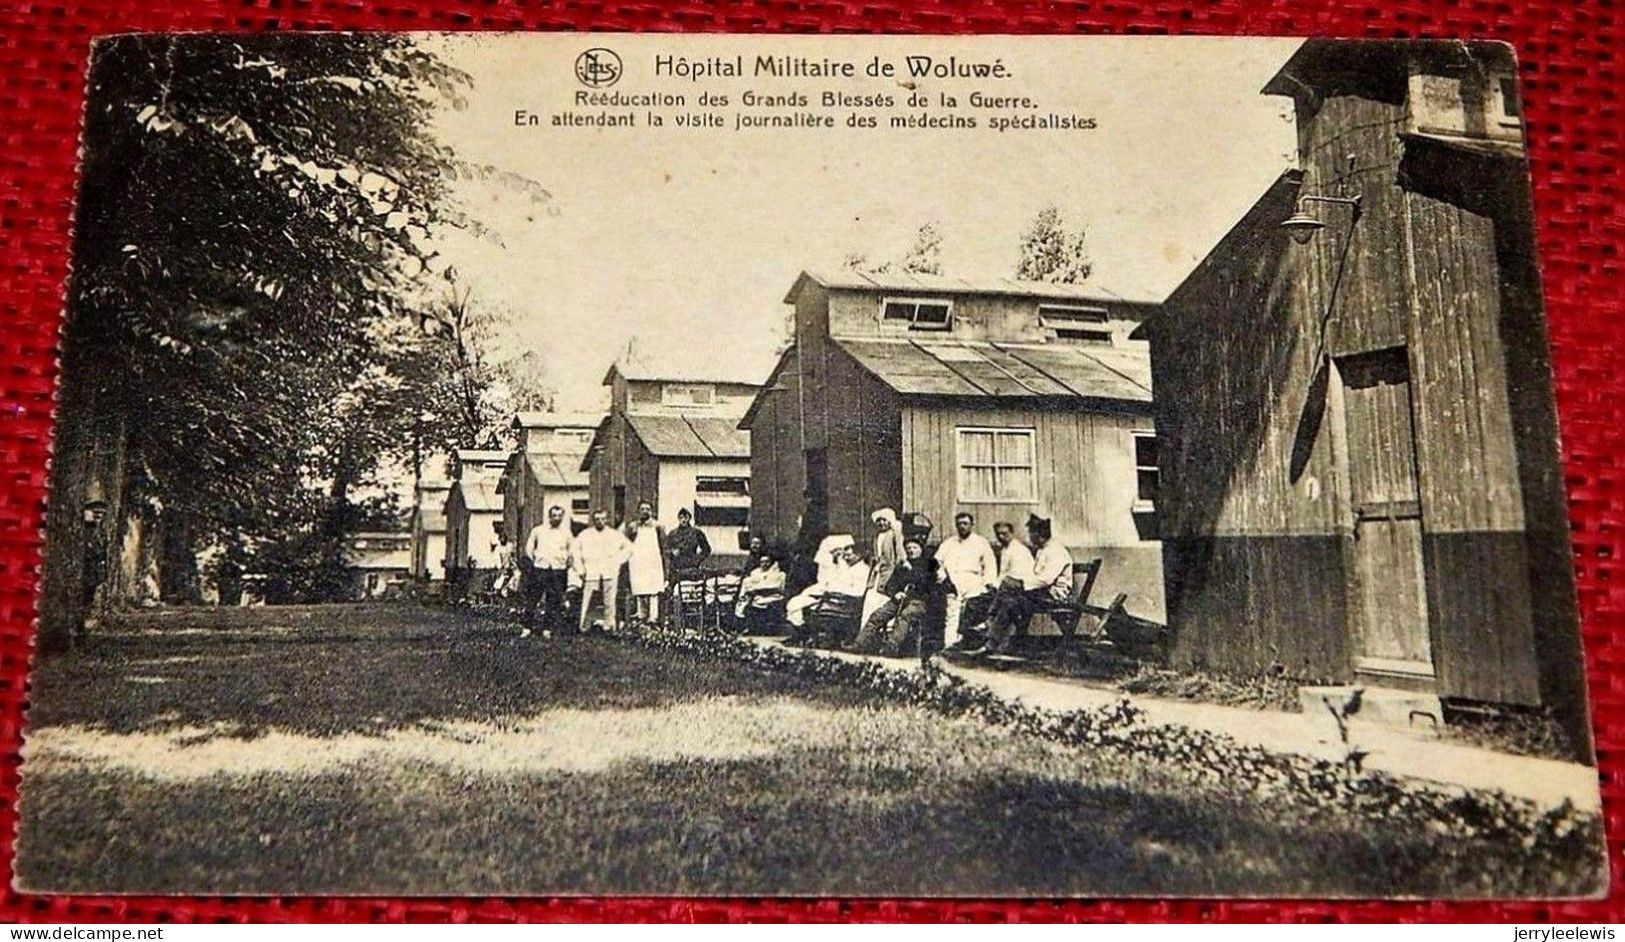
[608,624,1602,876]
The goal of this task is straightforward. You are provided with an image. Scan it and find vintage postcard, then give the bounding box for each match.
[19,32,1605,897]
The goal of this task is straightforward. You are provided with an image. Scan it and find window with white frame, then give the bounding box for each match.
[956,427,1037,502]
[661,383,715,407]
[696,476,749,497]
[881,297,953,331]
[1132,431,1160,507]
[1039,304,1114,345]
[695,505,750,527]
[694,475,750,527]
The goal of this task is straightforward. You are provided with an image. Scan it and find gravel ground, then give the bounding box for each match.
[15,604,1603,897]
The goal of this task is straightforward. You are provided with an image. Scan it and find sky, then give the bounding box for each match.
[423,34,1301,412]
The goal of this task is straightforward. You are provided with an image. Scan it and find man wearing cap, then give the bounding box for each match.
[664,507,712,582]
[971,513,1072,657]
[78,493,111,639]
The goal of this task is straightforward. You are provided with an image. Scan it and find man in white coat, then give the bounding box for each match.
[571,509,630,632]
[933,511,998,649]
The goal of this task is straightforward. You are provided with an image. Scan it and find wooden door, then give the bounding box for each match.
[1338,348,1435,680]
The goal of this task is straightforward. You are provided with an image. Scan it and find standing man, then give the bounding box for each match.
[488,520,517,601]
[523,505,573,639]
[934,511,998,650]
[973,514,1073,658]
[571,509,630,632]
[77,494,111,642]
[623,500,667,627]
[665,507,712,581]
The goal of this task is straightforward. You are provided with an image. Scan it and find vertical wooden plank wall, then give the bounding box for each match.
[899,402,1164,618]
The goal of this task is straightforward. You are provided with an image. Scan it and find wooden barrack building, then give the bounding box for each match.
[1136,40,1585,740]
[744,270,1166,620]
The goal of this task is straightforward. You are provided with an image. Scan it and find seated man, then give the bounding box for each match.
[799,545,871,648]
[734,551,788,634]
[851,536,940,657]
[785,535,854,641]
[738,534,768,574]
[960,519,1034,643]
[970,514,1072,658]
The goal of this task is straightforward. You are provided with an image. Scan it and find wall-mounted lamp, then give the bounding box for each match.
[1279,194,1363,244]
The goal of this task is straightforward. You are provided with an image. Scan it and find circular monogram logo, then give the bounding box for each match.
[575,48,623,88]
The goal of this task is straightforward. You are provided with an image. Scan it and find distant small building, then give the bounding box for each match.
[581,355,761,563]
[444,449,510,583]
[345,530,412,600]
[743,269,1165,619]
[1136,41,1584,744]
[410,479,451,583]
[498,411,600,545]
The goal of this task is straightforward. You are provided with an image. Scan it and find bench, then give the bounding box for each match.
[1033,560,1167,657]
[1041,558,1102,639]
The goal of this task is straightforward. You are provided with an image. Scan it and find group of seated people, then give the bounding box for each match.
[536,503,1079,659]
[743,508,1075,660]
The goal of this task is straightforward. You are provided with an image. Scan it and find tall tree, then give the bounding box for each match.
[41,34,546,640]
[843,222,945,276]
[900,222,944,275]
[1015,205,1093,283]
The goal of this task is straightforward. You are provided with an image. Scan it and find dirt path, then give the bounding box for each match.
[15,604,1604,897]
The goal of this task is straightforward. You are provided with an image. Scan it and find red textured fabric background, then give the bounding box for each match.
[0,0,1619,925]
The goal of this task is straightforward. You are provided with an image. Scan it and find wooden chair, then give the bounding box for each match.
[806,592,864,648]
[1100,594,1172,662]
[708,573,743,632]
[1042,559,1103,640]
[672,578,708,632]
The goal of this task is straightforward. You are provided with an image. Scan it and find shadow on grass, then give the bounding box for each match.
[19,604,1606,899]
[17,743,1600,898]
[29,605,875,738]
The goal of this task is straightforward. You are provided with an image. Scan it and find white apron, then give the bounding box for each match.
[627,523,667,596]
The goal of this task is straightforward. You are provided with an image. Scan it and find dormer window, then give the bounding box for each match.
[661,383,715,407]
[1495,75,1521,125]
[552,428,594,448]
[1039,304,1114,344]
[882,297,953,332]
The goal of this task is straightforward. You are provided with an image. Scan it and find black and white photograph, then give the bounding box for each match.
[18,32,1606,897]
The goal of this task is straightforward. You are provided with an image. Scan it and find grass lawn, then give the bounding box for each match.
[16,604,1605,897]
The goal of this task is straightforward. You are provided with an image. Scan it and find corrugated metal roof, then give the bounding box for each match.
[626,414,751,459]
[455,449,509,463]
[789,269,1159,306]
[512,411,604,431]
[832,337,1152,404]
[526,451,589,489]
[346,532,412,570]
[604,351,776,387]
